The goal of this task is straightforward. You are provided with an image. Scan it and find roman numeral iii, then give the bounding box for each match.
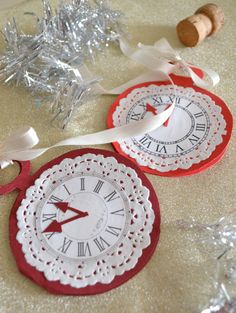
[196,123,206,132]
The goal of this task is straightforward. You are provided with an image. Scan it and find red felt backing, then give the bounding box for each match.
[0,161,31,195]
[107,74,233,177]
[9,148,161,295]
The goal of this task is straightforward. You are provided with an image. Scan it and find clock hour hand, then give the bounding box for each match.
[50,201,86,215]
[43,210,88,233]
[146,103,171,127]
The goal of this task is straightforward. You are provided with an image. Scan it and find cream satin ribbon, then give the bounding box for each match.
[0,38,219,169]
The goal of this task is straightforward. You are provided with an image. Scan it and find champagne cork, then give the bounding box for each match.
[176,3,224,47]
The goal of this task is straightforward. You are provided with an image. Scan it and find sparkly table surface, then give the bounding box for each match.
[0,1,235,312]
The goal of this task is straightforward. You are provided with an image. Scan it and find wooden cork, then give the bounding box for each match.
[176,3,224,47]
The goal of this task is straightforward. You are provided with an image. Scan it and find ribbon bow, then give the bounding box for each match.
[118,37,219,89]
[0,38,220,169]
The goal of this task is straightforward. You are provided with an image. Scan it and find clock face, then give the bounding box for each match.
[11,149,160,295]
[108,77,232,176]
[38,175,127,260]
[128,93,210,158]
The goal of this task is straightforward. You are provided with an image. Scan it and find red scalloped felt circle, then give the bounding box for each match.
[9,148,161,295]
[107,75,233,177]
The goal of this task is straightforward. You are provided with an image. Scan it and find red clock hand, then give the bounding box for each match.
[146,103,171,127]
[43,202,88,233]
[51,201,86,215]
[43,211,88,233]
[146,103,156,115]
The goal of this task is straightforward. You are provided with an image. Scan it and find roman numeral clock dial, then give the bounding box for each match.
[12,149,160,295]
[39,175,126,259]
[108,79,232,176]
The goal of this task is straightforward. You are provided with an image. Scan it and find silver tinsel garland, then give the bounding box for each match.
[0,0,123,128]
[3,2,235,312]
[179,213,236,313]
[201,285,236,313]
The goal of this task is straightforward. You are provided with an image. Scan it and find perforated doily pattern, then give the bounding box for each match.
[113,85,227,172]
[16,154,154,288]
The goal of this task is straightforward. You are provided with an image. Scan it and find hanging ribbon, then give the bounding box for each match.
[0,38,219,169]
[0,102,173,167]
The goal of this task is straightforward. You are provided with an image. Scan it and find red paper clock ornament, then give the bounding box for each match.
[107,75,233,177]
[1,149,160,295]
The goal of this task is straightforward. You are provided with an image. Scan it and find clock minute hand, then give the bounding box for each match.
[43,211,88,233]
[51,201,86,215]
[146,103,171,127]
[60,211,88,225]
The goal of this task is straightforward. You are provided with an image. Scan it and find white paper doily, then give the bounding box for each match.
[16,153,154,288]
[112,85,227,172]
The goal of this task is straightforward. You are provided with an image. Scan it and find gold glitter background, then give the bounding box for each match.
[0,1,235,312]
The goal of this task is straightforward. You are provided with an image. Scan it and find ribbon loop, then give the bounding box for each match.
[0,37,220,169]
[0,127,39,169]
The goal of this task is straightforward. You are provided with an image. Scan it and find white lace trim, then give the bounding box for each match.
[113,85,226,172]
[16,153,155,288]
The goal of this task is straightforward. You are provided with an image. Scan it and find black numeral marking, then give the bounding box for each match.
[189,134,200,145]
[94,236,110,252]
[176,144,184,153]
[63,184,71,195]
[138,102,147,109]
[80,177,85,191]
[139,136,152,148]
[176,97,181,104]
[42,213,57,223]
[110,208,125,216]
[48,195,63,203]
[152,96,162,105]
[45,232,56,240]
[105,226,122,237]
[196,123,206,132]
[130,112,141,121]
[186,101,193,108]
[58,237,73,254]
[194,112,204,119]
[93,180,104,194]
[168,96,174,103]
[156,144,167,153]
[104,190,120,202]
[78,242,92,257]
